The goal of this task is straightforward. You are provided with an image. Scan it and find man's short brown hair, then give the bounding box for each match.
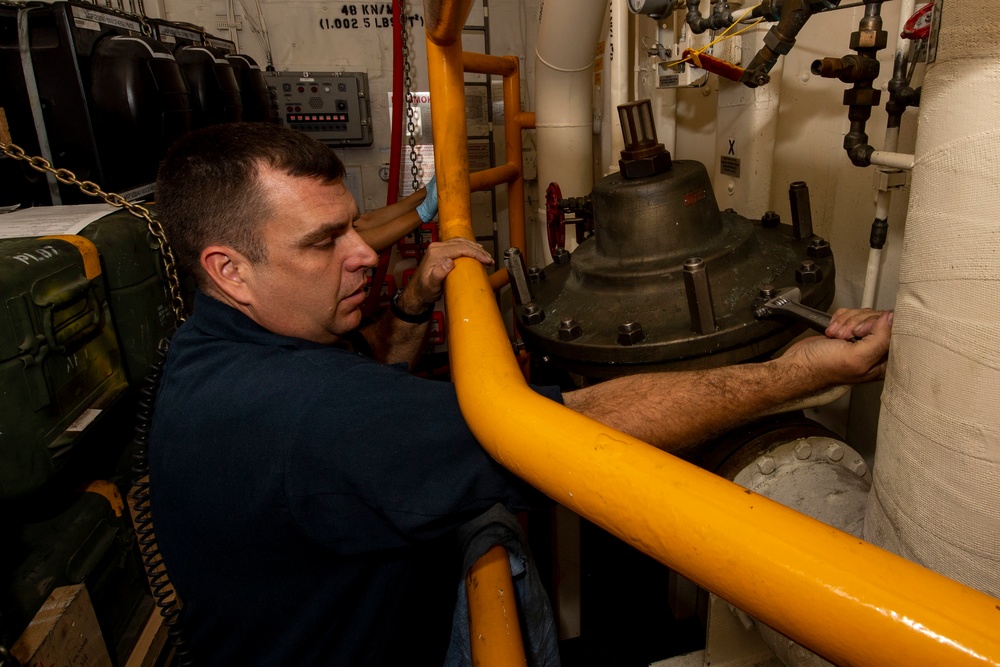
[155,122,346,284]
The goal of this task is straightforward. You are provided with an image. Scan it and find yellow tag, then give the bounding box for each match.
[80,480,125,517]
[0,107,10,144]
[41,235,102,281]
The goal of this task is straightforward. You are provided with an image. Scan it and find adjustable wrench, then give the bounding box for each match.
[753,287,832,334]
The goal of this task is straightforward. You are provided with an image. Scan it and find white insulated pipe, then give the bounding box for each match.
[599,0,630,177]
[864,1,1000,599]
[860,0,915,309]
[532,0,607,267]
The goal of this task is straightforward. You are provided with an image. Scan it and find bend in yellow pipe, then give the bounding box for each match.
[425,2,1000,665]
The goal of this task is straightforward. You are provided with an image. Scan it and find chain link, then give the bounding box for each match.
[0,140,187,324]
[400,0,420,194]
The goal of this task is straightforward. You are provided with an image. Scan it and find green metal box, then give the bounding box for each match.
[0,235,128,498]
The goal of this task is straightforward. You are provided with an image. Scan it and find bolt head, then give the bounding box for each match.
[758,284,776,299]
[761,211,781,228]
[557,318,583,341]
[552,248,571,265]
[617,321,645,346]
[521,302,545,326]
[796,259,823,284]
[793,440,812,460]
[826,443,845,462]
[848,458,869,476]
[807,237,832,258]
[528,266,546,283]
[757,456,776,475]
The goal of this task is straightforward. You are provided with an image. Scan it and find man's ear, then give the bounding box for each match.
[201,245,254,305]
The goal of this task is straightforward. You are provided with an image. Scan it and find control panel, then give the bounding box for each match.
[266,71,373,147]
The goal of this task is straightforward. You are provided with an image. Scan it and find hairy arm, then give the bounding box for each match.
[361,238,494,367]
[563,309,892,452]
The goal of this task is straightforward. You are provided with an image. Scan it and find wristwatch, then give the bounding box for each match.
[390,290,434,324]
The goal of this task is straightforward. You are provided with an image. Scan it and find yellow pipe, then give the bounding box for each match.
[462,52,530,258]
[466,546,528,666]
[427,3,1000,666]
[426,0,475,46]
[470,164,519,191]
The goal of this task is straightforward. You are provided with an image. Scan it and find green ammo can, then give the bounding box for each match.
[0,234,128,498]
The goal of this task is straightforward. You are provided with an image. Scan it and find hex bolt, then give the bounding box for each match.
[617,321,645,346]
[552,248,571,265]
[795,259,824,284]
[759,284,777,299]
[826,443,845,462]
[807,237,832,258]
[683,257,717,335]
[793,440,812,460]
[757,456,776,475]
[789,181,814,240]
[521,302,545,326]
[848,458,869,476]
[558,317,583,341]
[761,210,781,228]
[527,266,546,283]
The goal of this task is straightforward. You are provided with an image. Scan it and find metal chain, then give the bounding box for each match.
[400,0,420,194]
[0,141,187,324]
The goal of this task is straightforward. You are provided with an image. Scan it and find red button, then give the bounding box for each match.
[297,86,304,93]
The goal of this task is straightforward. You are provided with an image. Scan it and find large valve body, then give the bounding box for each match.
[518,160,835,378]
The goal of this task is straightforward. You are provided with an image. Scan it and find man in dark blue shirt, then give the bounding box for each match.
[150,122,892,665]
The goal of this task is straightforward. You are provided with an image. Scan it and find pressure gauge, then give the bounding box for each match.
[627,0,675,18]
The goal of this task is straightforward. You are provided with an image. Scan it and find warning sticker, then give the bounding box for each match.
[720,155,741,178]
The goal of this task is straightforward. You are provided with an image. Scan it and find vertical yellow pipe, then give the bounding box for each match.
[428,38,475,244]
[426,0,475,46]
[425,2,1000,665]
[466,546,528,666]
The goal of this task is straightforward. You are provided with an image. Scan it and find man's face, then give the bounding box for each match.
[240,168,378,343]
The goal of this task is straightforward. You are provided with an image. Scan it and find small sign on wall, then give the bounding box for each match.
[720,136,740,178]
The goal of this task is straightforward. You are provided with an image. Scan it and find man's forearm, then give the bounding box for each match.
[562,310,891,453]
[361,289,433,367]
[562,358,824,453]
[356,188,426,252]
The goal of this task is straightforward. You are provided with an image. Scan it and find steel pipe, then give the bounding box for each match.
[466,546,528,666]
